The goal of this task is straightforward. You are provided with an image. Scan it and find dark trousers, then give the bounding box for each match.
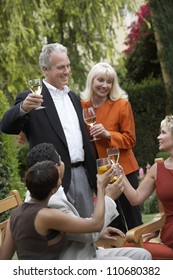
[109,171,143,233]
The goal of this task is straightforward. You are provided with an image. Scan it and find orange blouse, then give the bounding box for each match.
[81,98,139,175]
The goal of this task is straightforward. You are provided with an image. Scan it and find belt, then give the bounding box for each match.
[71,161,84,168]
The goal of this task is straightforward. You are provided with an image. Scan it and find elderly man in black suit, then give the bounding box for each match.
[0,43,97,218]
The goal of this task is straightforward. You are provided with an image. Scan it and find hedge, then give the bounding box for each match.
[0,90,25,204]
[124,77,166,168]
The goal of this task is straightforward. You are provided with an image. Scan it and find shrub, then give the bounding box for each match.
[123,77,166,168]
[0,90,25,202]
[155,151,169,160]
[17,142,29,180]
[141,192,159,214]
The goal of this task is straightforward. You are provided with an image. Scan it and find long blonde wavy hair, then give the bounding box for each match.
[81,62,128,102]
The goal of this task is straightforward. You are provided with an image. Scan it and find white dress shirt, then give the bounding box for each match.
[43,80,84,163]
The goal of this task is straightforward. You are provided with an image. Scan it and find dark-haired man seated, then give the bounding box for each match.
[25,143,151,260]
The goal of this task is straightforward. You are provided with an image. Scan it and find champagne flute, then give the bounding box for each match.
[83,107,100,141]
[28,78,45,110]
[96,157,119,184]
[106,147,120,164]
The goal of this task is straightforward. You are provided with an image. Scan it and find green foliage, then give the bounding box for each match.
[123,78,166,167]
[0,0,45,101]
[141,192,159,214]
[0,0,136,101]
[0,142,10,193]
[123,2,161,83]
[155,151,169,160]
[0,90,25,200]
[17,143,29,180]
[122,2,172,167]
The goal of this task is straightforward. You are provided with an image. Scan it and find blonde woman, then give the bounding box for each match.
[123,115,173,249]
[81,62,142,232]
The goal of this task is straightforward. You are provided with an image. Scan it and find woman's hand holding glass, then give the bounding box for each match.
[83,107,100,141]
[90,123,110,140]
[96,157,124,200]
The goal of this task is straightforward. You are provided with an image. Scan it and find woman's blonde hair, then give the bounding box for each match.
[161,115,173,135]
[81,62,128,101]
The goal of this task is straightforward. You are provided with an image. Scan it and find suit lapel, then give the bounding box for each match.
[41,84,68,147]
[41,85,85,148]
[68,91,84,131]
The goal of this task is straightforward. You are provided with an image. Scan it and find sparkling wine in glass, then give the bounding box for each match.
[28,78,45,110]
[83,107,100,141]
[97,158,111,175]
[96,157,119,184]
[106,147,120,164]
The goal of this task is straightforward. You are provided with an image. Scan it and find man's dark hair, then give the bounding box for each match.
[26,143,60,168]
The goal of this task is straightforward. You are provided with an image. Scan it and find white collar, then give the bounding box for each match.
[43,80,70,97]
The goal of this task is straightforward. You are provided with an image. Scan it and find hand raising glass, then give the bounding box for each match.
[96,157,120,184]
[83,107,100,141]
[28,78,45,110]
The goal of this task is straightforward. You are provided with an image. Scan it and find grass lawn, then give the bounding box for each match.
[142,213,156,224]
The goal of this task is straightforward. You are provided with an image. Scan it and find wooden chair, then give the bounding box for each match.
[124,201,173,259]
[96,201,173,259]
[0,190,22,246]
[95,203,165,251]
[125,202,165,247]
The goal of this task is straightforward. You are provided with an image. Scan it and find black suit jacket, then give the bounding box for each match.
[1,83,97,193]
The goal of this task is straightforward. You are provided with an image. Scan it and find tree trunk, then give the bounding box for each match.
[148,0,173,114]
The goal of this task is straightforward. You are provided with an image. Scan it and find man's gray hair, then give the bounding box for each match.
[39,43,67,70]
